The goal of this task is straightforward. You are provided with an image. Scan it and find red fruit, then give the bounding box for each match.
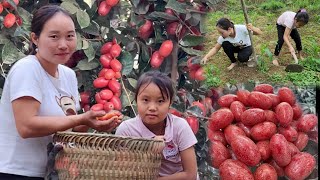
[192,101,206,115]
[189,70,197,80]
[224,124,247,144]
[98,1,111,16]
[254,163,277,180]
[241,108,265,126]
[169,108,182,117]
[99,54,112,68]
[202,97,213,109]
[292,103,303,120]
[108,79,121,93]
[114,71,121,79]
[150,51,164,68]
[218,94,238,108]
[297,114,318,133]
[166,22,179,35]
[105,0,119,7]
[248,91,273,110]
[187,57,201,70]
[230,101,246,122]
[208,109,234,131]
[110,59,122,72]
[236,89,250,106]
[270,134,291,167]
[230,136,261,166]
[83,104,90,112]
[284,152,316,180]
[253,84,274,94]
[104,69,116,80]
[98,68,109,77]
[256,141,271,161]
[250,122,277,141]
[3,13,16,28]
[90,104,104,111]
[159,40,173,58]
[185,116,199,134]
[2,0,19,9]
[165,8,175,15]
[95,93,107,104]
[99,89,113,100]
[100,42,113,55]
[219,159,254,180]
[0,4,3,14]
[109,96,122,110]
[15,15,22,26]
[275,102,293,127]
[93,77,109,89]
[210,141,231,168]
[113,91,121,97]
[110,44,121,58]
[80,91,90,104]
[194,67,205,81]
[138,20,153,40]
[103,102,114,112]
[267,93,280,109]
[278,87,296,106]
[207,129,227,146]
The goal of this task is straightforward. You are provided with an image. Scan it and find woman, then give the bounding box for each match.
[0,5,121,179]
[202,18,262,70]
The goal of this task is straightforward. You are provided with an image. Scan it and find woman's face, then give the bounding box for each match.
[32,12,77,65]
[217,26,232,38]
[136,82,171,126]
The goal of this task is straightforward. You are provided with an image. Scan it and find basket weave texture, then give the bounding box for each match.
[53,132,165,180]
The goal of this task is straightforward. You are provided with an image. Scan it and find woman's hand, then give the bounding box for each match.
[201,57,208,64]
[246,23,253,31]
[80,110,123,132]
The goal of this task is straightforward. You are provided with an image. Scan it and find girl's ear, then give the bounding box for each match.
[30,32,39,46]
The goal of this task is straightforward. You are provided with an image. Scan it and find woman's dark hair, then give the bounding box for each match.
[135,71,175,103]
[29,5,73,55]
[216,18,234,30]
[295,9,309,24]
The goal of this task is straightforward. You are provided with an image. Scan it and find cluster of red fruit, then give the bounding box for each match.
[187,57,205,81]
[150,40,173,68]
[80,39,123,114]
[0,0,22,28]
[97,0,119,16]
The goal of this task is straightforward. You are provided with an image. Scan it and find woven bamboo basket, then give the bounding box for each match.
[53,132,165,180]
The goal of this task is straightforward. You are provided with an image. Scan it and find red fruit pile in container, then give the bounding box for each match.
[207,84,318,180]
[89,39,122,115]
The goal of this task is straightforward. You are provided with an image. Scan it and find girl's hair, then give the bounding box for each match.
[29,5,74,55]
[216,18,234,30]
[295,9,309,24]
[135,71,175,103]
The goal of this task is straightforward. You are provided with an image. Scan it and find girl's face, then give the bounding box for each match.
[217,26,232,38]
[32,12,77,65]
[294,19,305,28]
[137,82,171,127]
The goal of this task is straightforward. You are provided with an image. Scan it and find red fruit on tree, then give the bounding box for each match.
[194,67,205,81]
[2,0,19,9]
[3,13,16,28]
[159,40,173,58]
[15,15,23,26]
[110,59,122,72]
[192,101,206,115]
[93,77,109,89]
[109,96,122,110]
[138,20,153,40]
[106,0,119,7]
[185,116,199,134]
[103,102,114,112]
[95,93,107,104]
[0,4,3,14]
[100,54,112,68]
[98,68,108,77]
[187,57,201,70]
[100,42,113,55]
[166,22,179,35]
[108,79,121,93]
[104,69,116,80]
[98,1,111,16]
[114,71,121,79]
[169,108,182,117]
[80,91,90,104]
[150,51,164,68]
[90,104,104,111]
[110,44,122,58]
[165,8,175,15]
[99,89,114,100]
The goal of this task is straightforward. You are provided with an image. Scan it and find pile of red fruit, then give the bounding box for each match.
[98,0,119,16]
[80,39,123,116]
[1,0,22,28]
[207,84,317,179]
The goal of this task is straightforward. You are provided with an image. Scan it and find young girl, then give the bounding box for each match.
[202,18,262,70]
[115,71,199,180]
[0,5,121,179]
[273,9,309,66]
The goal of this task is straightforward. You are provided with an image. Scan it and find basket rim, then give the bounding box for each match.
[54,131,164,143]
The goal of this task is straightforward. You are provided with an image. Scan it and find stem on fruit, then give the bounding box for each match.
[120,77,137,116]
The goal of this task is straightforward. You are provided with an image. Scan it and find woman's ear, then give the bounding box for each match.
[30,32,38,47]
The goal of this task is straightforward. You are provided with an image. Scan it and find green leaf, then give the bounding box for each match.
[82,40,89,50]
[119,51,134,76]
[120,91,135,109]
[17,7,32,29]
[166,0,188,13]
[76,59,99,70]
[199,15,206,34]
[134,1,150,15]
[5,0,17,9]
[13,26,29,38]
[180,35,205,47]
[60,2,79,14]
[76,9,90,29]
[83,42,96,62]
[83,0,95,8]
[76,32,82,50]
[82,21,100,36]
[181,47,204,56]
[2,42,25,65]
[147,12,178,21]
[187,13,201,26]
[131,0,140,7]
[0,34,10,44]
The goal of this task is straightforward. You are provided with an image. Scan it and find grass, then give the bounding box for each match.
[203,0,320,87]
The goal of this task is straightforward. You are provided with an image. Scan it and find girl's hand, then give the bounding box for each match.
[246,23,253,31]
[201,57,208,64]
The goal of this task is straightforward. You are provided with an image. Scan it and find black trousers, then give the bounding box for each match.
[222,41,253,63]
[0,173,44,180]
[274,24,302,56]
